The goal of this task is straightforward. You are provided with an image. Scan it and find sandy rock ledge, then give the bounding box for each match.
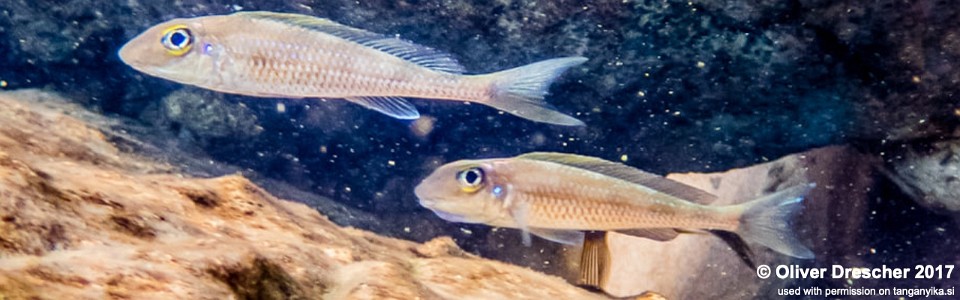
[0,90,608,300]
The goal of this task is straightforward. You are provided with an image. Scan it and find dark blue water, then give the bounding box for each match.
[2,0,958,298]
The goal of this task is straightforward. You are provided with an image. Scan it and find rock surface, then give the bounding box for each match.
[157,87,264,140]
[0,89,609,300]
[883,139,960,213]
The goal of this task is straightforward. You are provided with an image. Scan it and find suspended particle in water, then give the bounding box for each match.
[410,116,436,138]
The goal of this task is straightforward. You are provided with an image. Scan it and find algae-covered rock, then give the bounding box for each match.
[161,88,263,139]
[885,139,960,213]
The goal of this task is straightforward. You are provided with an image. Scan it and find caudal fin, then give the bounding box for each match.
[736,183,816,259]
[484,57,587,126]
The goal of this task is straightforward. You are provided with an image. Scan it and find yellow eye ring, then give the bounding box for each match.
[456,167,484,193]
[160,25,193,56]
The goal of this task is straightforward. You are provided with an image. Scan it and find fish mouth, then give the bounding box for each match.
[417,198,471,223]
[417,197,437,208]
[428,209,471,223]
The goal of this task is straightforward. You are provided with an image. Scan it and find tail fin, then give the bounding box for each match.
[736,183,816,259]
[483,57,587,126]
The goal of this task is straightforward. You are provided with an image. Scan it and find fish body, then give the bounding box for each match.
[441,157,735,231]
[414,152,815,259]
[119,11,585,125]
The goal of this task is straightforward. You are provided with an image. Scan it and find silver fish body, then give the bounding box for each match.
[415,152,815,259]
[119,11,586,125]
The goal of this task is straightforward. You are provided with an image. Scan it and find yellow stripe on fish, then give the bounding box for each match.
[119,11,586,126]
[415,152,816,259]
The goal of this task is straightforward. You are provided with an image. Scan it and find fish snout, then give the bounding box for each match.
[117,41,151,72]
[117,43,135,65]
[413,182,433,207]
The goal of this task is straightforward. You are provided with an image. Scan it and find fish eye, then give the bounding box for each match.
[456,167,485,193]
[160,25,193,56]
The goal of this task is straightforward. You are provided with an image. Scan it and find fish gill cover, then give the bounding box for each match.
[1,0,958,298]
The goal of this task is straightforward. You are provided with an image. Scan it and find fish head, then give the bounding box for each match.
[119,16,225,87]
[415,159,509,225]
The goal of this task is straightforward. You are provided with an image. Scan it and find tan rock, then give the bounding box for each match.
[0,90,608,300]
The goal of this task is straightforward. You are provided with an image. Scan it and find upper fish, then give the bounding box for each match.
[118,11,586,126]
[414,152,816,261]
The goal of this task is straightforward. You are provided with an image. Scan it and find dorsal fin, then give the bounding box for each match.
[236,11,465,74]
[517,152,717,204]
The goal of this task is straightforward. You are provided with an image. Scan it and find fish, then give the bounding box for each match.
[118,11,586,126]
[414,152,816,264]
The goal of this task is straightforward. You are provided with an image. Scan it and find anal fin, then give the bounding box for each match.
[344,96,420,120]
[615,228,681,241]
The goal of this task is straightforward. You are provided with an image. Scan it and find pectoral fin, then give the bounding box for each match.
[508,199,533,246]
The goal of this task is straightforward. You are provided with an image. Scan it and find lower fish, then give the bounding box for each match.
[119,11,586,126]
[414,152,816,265]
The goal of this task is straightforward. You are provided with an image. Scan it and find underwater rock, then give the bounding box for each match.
[689,0,792,23]
[884,139,960,213]
[579,146,880,298]
[6,0,957,224]
[0,89,608,300]
[161,88,263,139]
[799,0,960,141]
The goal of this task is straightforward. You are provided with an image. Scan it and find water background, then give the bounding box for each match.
[2,0,958,297]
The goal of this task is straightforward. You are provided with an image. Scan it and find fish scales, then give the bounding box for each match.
[500,159,738,231]
[120,11,586,125]
[219,20,484,100]
[416,152,816,259]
